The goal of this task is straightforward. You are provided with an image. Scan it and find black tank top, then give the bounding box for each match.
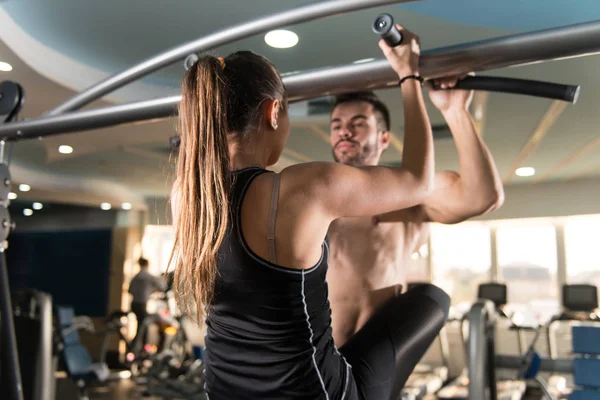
[203,167,351,400]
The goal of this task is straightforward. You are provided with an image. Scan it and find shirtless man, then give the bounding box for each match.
[327,79,504,346]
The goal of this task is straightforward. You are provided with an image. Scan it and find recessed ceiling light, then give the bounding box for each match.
[101,203,112,210]
[0,62,12,72]
[19,184,31,192]
[264,30,299,49]
[121,202,132,210]
[515,167,536,177]
[33,202,43,210]
[23,208,33,216]
[353,58,375,64]
[8,192,17,200]
[58,145,73,154]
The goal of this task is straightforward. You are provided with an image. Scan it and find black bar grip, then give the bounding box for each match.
[428,76,581,104]
[373,13,403,47]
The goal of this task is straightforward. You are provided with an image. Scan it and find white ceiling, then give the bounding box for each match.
[0,0,599,211]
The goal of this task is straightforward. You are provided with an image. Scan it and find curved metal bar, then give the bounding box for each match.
[1,20,599,140]
[285,19,600,102]
[45,0,418,115]
[0,76,576,141]
[1,96,181,141]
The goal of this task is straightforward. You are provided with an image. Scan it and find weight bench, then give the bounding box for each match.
[55,306,109,400]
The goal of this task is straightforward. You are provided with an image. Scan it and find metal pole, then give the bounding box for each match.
[2,20,600,140]
[285,19,600,102]
[46,0,419,115]
[0,250,24,400]
[466,300,495,400]
[1,96,181,140]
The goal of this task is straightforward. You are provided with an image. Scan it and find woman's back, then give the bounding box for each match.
[204,167,351,399]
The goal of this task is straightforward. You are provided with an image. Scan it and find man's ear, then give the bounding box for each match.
[380,130,391,150]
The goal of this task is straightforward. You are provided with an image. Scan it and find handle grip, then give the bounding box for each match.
[428,76,580,104]
[373,13,403,47]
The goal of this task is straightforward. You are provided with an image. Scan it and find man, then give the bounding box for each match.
[327,77,504,346]
[128,257,167,347]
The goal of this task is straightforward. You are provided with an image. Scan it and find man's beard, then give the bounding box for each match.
[332,141,378,167]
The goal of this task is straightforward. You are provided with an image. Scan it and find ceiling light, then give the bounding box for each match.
[23,208,33,216]
[0,62,12,72]
[58,145,73,154]
[8,192,17,200]
[121,203,132,210]
[515,167,536,177]
[264,30,299,49]
[101,203,112,210]
[353,58,375,64]
[33,202,43,210]
[19,184,31,192]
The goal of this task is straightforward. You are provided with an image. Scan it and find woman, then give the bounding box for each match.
[171,25,449,400]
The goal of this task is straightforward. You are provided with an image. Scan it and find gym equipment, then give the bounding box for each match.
[437,283,534,400]
[373,13,403,47]
[571,325,600,400]
[1,7,599,138]
[513,323,557,400]
[55,306,110,400]
[0,290,56,400]
[437,299,527,400]
[98,284,189,378]
[0,80,24,400]
[144,349,206,400]
[373,13,581,103]
[547,284,599,360]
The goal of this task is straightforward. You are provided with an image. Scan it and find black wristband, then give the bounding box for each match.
[399,75,424,86]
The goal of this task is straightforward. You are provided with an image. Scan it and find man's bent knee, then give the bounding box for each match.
[405,283,450,321]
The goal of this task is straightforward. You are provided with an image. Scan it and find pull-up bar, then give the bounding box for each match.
[45,0,420,116]
[0,20,597,141]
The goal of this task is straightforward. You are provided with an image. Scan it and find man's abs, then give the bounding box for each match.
[326,216,418,346]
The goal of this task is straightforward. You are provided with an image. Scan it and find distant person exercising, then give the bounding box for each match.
[128,257,166,347]
[171,25,450,400]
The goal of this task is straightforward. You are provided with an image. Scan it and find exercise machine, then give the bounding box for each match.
[54,306,110,400]
[544,284,600,397]
[0,290,56,400]
[144,349,206,400]
[547,284,599,361]
[0,80,25,400]
[436,282,528,400]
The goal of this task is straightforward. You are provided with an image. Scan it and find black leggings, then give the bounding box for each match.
[338,284,450,400]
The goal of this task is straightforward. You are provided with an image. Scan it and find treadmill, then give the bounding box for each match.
[436,282,526,400]
[545,284,600,397]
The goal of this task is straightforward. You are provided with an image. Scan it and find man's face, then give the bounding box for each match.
[329,101,390,167]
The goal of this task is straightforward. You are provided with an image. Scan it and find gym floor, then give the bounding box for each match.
[54,378,547,400]
[56,377,162,400]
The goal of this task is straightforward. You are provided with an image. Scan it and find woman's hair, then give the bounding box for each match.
[172,51,287,324]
